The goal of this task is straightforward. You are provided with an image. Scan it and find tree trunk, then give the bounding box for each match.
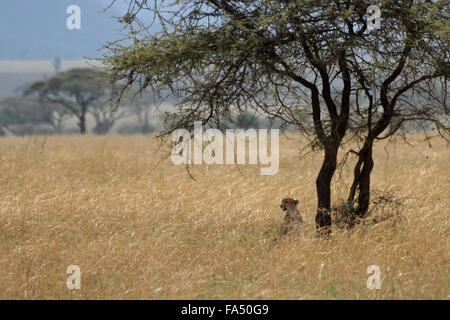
[347,141,375,226]
[139,110,153,134]
[356,144,374,217]
[315,146,338,237]
[78,105,87,134]
[78,114,86,134]
[347,155,363,205]
[94,119,114,135]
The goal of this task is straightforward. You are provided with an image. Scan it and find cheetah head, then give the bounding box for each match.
[280,198,299,211]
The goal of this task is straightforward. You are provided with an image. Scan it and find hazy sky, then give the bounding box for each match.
[0,0,159,60]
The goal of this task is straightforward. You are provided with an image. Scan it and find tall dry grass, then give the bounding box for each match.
[0,133,448,299]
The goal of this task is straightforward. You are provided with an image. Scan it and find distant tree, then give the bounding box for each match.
[53,57,61,73]
[0,96,54,135]
[103,0,449,236]
[234,111,263,129]
[91,102,130,135]
[49,103,72,134]
[24,68,108,134]
[127,92,161,134]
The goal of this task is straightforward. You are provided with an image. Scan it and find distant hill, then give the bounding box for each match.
[0,0,128,60]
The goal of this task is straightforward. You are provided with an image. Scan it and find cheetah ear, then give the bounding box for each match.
[294,200,299,205]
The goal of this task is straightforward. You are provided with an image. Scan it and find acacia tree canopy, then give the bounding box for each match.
[24,68,129,135]
[103,0,449,235]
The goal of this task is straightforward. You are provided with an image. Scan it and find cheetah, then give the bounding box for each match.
[279,198,303,238]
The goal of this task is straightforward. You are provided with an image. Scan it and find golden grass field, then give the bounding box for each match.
[0,133,448,299]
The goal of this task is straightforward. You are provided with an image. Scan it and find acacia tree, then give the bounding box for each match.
[127,92,160,134]
[342,3,449,221]
[103,0,449,235]
[0,96,54,135]
[91,101,130,135]
[24,68,112,134]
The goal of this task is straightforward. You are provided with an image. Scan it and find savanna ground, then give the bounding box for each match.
[0,133,448,299]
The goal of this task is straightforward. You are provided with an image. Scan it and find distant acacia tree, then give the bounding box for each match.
[0,96,54,135]
[24,68,128,135]
[234,111,263,129]
[53,57,61,73]
[123,91,159,134]
[49,103,72,134]
[91,100,130,135]
[103,0,449,236]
